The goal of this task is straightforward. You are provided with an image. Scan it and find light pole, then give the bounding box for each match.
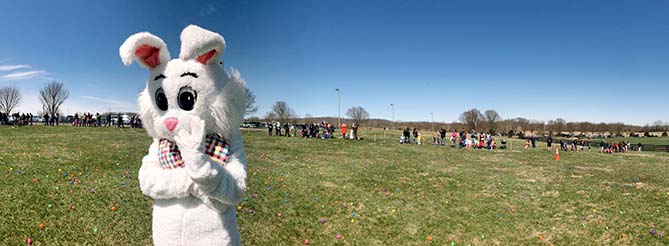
[390,103,395,130]
[430,112,434,132]
[336,88,340,127]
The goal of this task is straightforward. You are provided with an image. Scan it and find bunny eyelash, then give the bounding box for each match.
[181,72,198,78]
[154,74,166,81]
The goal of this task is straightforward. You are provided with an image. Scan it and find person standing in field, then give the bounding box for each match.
[439,128,446,146]
[403,127,411,144]
[340,123,348,139]
[43,113,50,126]
[352,123,359,140]
[267,122,273,136]
[412,128,418,143]
[481,133,487,149]
[546,135,553,151]
[117,114,124,128]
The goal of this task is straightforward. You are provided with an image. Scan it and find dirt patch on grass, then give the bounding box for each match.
[321,181,339,188]
[405,223,419,235]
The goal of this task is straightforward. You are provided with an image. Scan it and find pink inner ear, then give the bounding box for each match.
[135,44,161,69]
[196,49,217,64]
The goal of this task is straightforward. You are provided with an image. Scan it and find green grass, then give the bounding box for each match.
[2,126,669,245]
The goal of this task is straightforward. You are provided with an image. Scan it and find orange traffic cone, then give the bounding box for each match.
[554,148,560,161]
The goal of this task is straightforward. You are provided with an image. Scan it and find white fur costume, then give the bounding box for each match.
[120,25,248,246]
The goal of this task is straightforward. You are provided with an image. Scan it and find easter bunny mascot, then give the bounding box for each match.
[120,25,248,245]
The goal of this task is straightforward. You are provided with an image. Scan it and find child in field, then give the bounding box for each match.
[340,123,348,139]
[531,136,536,149]
[479,134,485,149]
[417,132,423,145]
[546,135,553,151]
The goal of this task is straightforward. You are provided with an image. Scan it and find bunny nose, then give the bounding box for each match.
[164,117,179,132]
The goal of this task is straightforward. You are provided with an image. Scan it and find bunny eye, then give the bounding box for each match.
[154,74,166,81]
[178,86,197,111]
[155,88,168,111]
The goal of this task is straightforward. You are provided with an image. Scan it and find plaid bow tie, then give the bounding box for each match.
[158,133,230,169]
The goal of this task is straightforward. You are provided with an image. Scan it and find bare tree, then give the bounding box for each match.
[484,110,500,133]
[263,112,275,122]
[39,81,69,115]
[565,122,575,134]
[528,120,544,134]
[610,122,625,136]
[346,106,369,126]
[554,118,566,135]
[596,122,607,134]
[0,85,21,115]
[270,101,295,123]
[244,87,258,117]
[459,108,484,131]
[652,120,666,132]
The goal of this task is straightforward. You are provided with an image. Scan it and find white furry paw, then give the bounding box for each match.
[175,116,207,156]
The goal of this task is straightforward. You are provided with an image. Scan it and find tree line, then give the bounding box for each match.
[246,102,668,136]
[255,101,370,126]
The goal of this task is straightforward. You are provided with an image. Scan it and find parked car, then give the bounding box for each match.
[112,114,132,124]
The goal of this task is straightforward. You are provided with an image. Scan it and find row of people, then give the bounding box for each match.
[0,112,35,125]
[266,121,360,140]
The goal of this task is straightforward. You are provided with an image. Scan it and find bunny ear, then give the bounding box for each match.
[179,25,226,65]
[119,32,171,69]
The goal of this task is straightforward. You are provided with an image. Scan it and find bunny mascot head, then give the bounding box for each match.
[120,25,248,245]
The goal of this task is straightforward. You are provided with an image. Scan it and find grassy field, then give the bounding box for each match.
[2,126,669,245]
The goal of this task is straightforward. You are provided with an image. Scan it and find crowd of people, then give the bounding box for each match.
[399,127,500,150]
[72,113,106,127]
[1,112,659,154]
[543,135,642,153]
[400,128,423,145]
[0,112,36,125]
[0,111,142,128]
[266,121,360,140]
[598,140,639,153]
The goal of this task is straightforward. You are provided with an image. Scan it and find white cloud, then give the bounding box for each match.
[0,64,31,71]
[1,70,48,80]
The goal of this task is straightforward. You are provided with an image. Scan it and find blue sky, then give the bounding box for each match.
[0,0,667,125]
